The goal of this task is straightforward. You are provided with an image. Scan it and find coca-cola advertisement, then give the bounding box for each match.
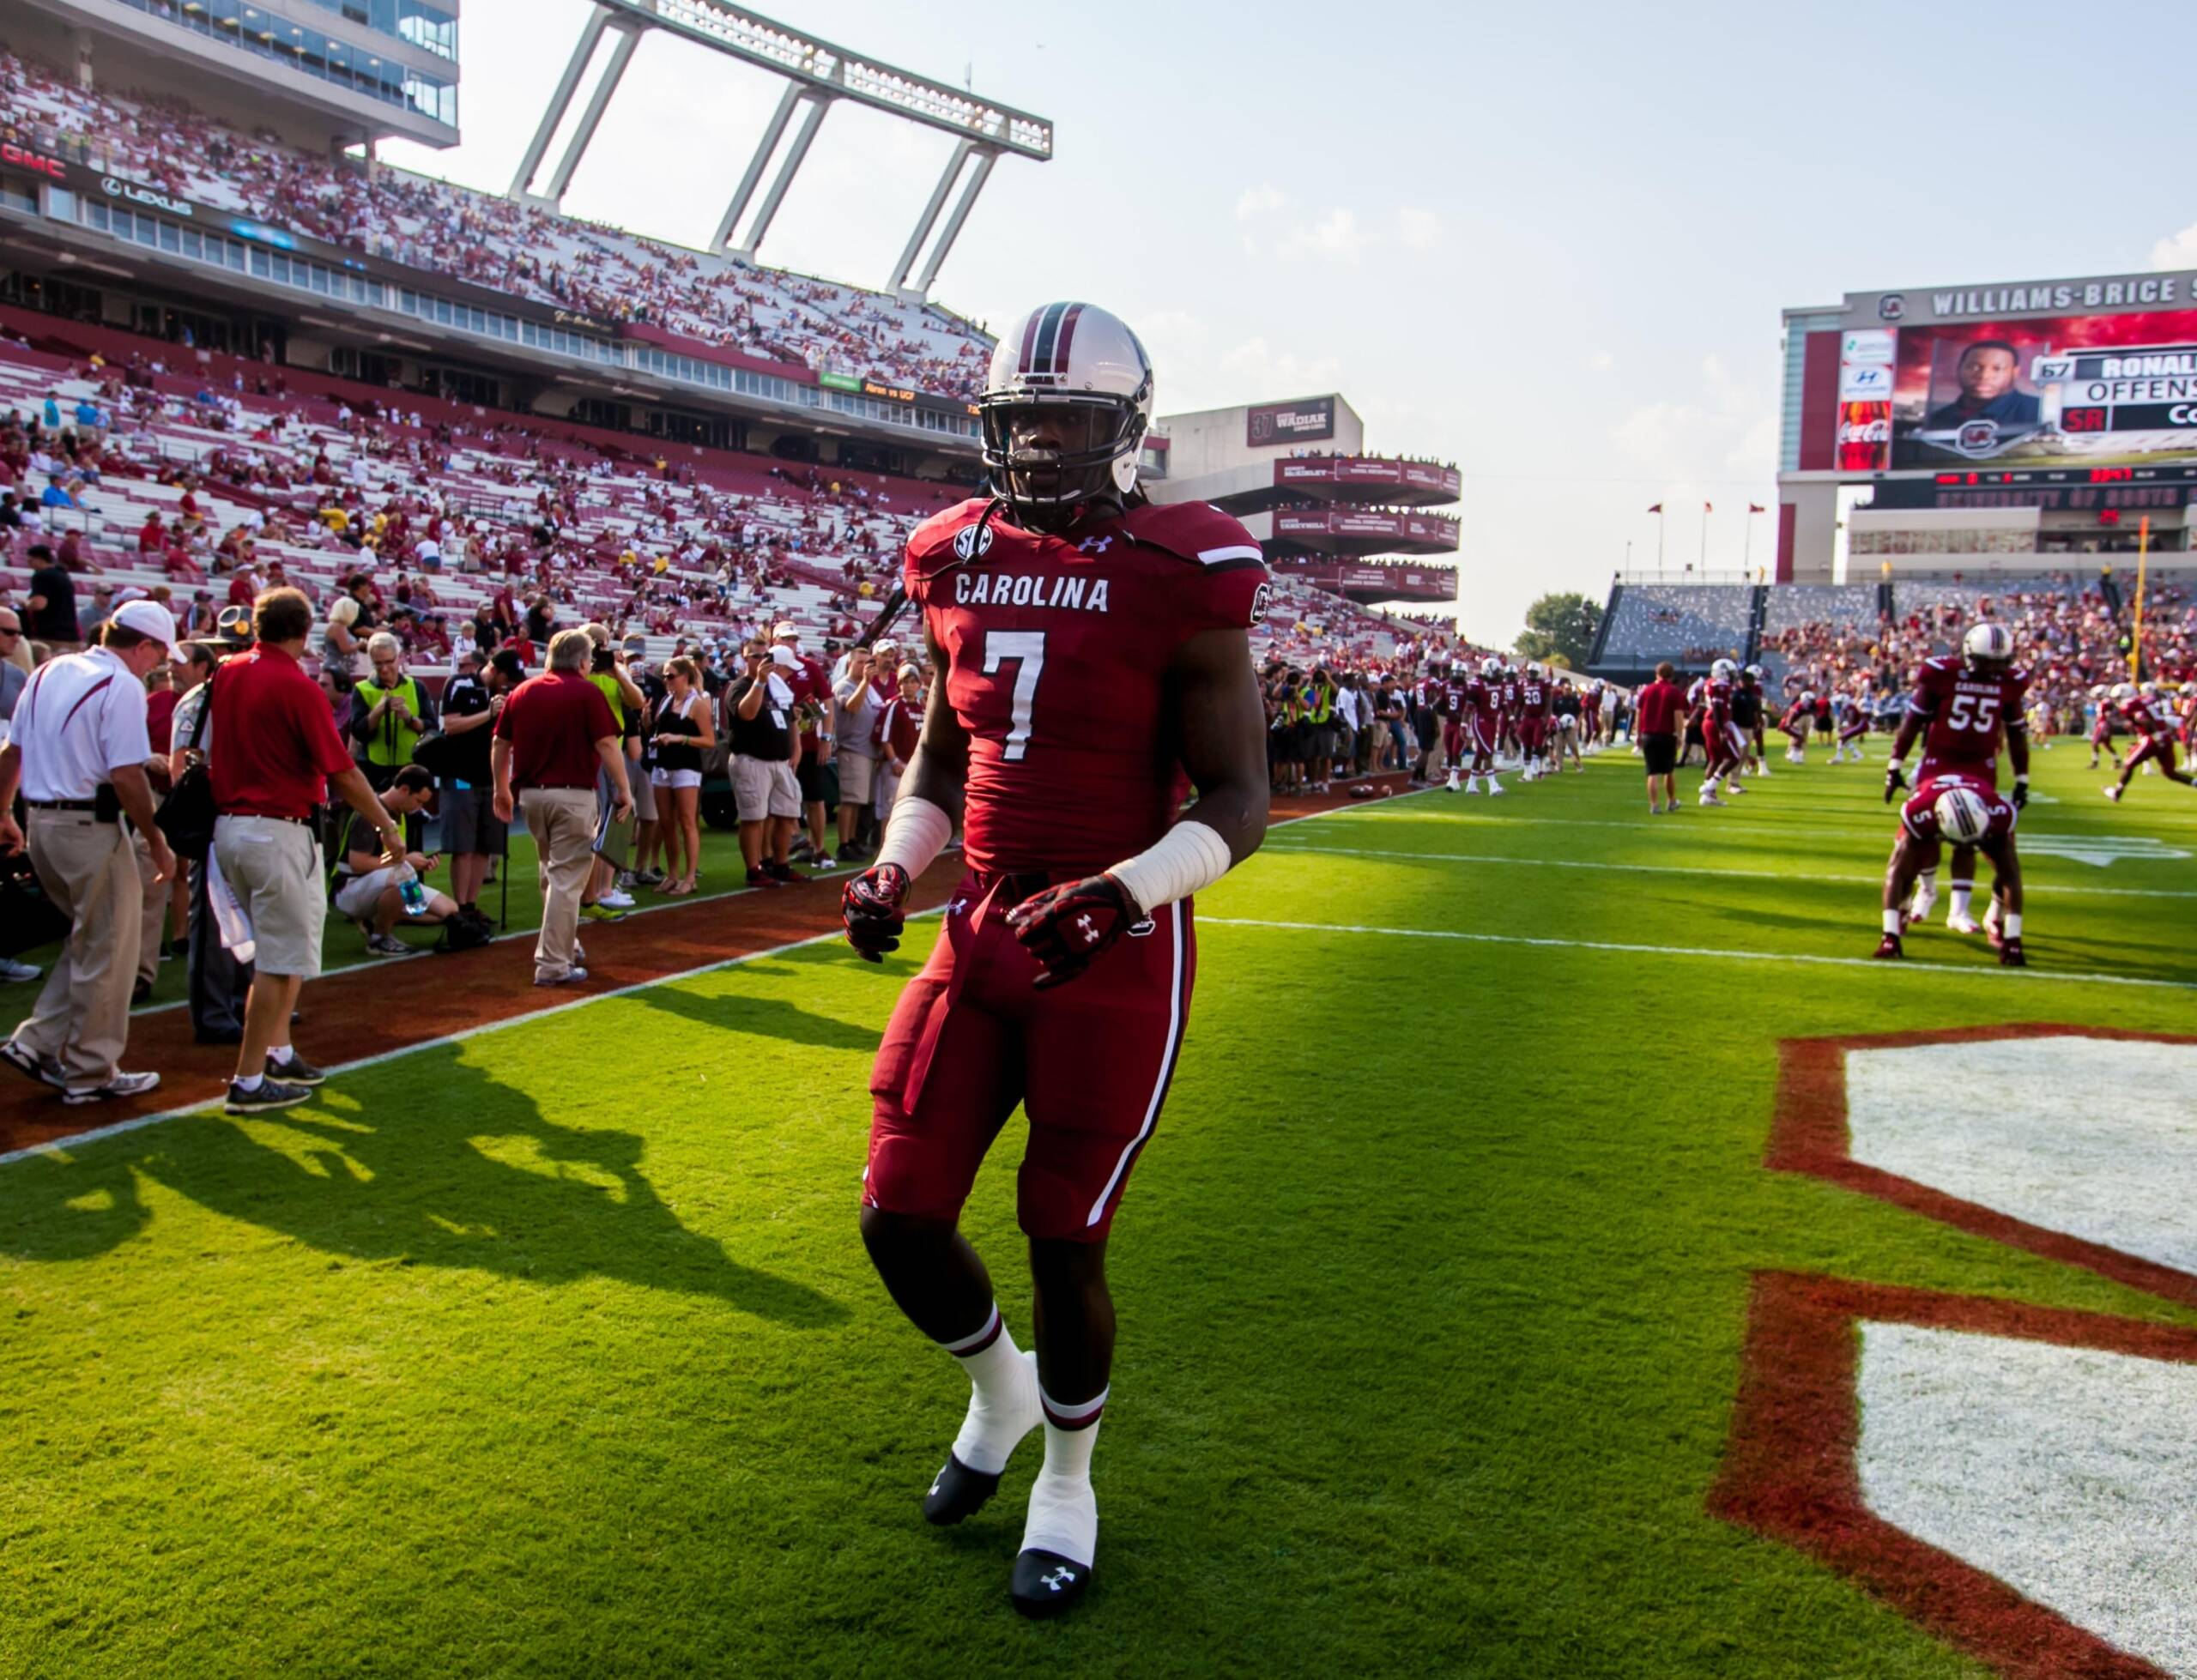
[1836,401,1892,472]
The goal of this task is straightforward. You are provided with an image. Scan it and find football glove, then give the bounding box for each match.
[1005,873,1140,992]
[2010,776,2029,809]
[1883,763,1909,803]
[842,863,912,963]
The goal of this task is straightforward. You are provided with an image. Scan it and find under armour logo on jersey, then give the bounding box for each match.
[947,897,970,916]
[1077,535,1113,555]
[953,523,996,561]
[1043,1567,1077,1592]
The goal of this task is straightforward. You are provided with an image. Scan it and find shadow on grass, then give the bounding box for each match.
[3,1047,847,1327]
[634,986,883,1053]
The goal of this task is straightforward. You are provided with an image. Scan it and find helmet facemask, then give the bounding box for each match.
[981,390,1146,535]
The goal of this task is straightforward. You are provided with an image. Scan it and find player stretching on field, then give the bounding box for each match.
[1874,779,2026,965]
[841,303,1270,1619]
[2104,682,2195,801]
[1883,622,2030,937]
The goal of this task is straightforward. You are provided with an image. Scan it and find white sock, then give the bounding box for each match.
[1023,1387,1105,1566]
[2004,912,2023,938]
[234,1073,264,1092]
[1949,883,1973,919]
[268,1043,293,1066]
[939,1306,1038,1475]
[1882,909,1903,934]
[940,1300,1041,1475]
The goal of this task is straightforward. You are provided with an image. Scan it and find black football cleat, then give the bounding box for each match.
[1011,1549,1092,1619]
[922,1453,1004,1526]
[1998,938,2027,968]
[1872,934,1903,960]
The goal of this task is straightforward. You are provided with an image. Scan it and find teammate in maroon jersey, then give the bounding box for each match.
[1457,657,1505,795]
[1439,662,1470,791]
[1516,663,1552,780]
[2104,681,2195,801]
[1777,692,1815,764]
[2085,685,2121,770]
[1696,658,1742,805]
[1883,621,2030,935]
[1873,777,2026,965]
[839,304,1269,1618]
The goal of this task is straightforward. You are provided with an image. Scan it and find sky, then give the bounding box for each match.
[382,0,2197,646]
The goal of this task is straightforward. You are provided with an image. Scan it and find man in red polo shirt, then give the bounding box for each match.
[1632,662,1689,815]
[492,627,633,987]
[210,587,404,1115]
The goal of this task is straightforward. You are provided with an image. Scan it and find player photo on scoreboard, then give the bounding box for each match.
[1892,308,2197,468]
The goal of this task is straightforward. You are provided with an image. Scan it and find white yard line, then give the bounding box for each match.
[1197,916,2197,993]
[1262,841,2197,900]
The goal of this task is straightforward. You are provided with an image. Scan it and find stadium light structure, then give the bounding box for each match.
[508,0,1052,299]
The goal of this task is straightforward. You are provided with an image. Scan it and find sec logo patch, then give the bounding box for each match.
[953,523,995,561]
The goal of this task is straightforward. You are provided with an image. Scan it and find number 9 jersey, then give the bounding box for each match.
[905,496,1270,877]
[1907,653,2029,788]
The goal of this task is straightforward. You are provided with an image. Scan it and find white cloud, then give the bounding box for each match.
[1277,207,1363,264]
[1397,206,1441,251]
[1235,183,1286,222]
[1584,350,1616,372]
[1223,335,1343,391]
[2152,221,2197,271]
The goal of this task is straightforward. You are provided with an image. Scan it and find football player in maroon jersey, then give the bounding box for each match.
[1516,662,1552,780]
[1462,658,1506,794]
[1696,658,1742,805]
[838,304,1270,1618]
[2104,681,2195,801]
[1884,622,2031,935]
[2085,685,2122,771]
[1873,778,2026,965]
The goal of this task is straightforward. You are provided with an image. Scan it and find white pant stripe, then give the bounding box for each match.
[1085,900,1185,1227]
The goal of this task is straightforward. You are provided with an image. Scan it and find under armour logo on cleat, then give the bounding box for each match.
[928,1478,943,1497]
[1043,1566,1077,1591]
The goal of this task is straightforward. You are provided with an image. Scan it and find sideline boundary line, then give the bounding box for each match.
[1264,840,2197,900]
[0,788,1433,1171]
[1198,916,2197,992]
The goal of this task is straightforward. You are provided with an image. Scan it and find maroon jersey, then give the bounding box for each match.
[905,498,1267,877]
[1518,677,1549,717]
[1697,677,1733,727]
[1498,678,1520,714]
[1909,655,2028,781]
[1460,676,1495,719]
[2121,693,2172,738]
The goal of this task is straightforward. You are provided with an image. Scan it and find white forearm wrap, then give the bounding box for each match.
[1109,819,1233,916]
[875,794,953,879]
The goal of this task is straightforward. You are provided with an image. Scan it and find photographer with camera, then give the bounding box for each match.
[726,640,801,889]
[351,632,436,793]
[333,764,459,954]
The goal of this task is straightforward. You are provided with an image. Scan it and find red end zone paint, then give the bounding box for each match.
[1770,1024,2197,1311]
[1711,1273,2191,1680]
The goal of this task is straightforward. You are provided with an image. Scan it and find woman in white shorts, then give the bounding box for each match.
[648,656,713,895]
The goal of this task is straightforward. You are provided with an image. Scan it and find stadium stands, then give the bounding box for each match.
[0,49,996,402]
[1596,583,1752,668]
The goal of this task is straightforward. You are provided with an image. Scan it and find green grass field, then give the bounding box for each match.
[3,742,2194,1677]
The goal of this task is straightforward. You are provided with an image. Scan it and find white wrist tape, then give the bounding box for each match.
[1108,819,1233,917]
[874,795,952,880]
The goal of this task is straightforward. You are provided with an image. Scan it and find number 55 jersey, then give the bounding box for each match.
[904,496,1270,876]
[1907,654,2029,789]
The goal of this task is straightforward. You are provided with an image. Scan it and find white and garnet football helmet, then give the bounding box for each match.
[1711,657,1737,681]
[1481,657,1504,679]
[1963,621,2015,671]
[1933,784,1993,844]
[2111,681,2136,702]
[980,301,1153,533]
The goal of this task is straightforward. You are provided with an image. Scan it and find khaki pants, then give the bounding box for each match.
[136,832,164,989]
[13,811,142,1088]
[522,788,596,981]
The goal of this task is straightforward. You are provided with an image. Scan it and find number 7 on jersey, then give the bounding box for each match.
[981,631,1046,761]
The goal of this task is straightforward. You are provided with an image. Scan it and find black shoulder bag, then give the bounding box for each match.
[157,682,218,862]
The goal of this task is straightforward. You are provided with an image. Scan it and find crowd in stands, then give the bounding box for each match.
[1762,575,2194,734]
[0,48,995,401]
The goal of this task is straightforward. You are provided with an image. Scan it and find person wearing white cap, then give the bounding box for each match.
[773,620,837,869]
[0,599,179,1103]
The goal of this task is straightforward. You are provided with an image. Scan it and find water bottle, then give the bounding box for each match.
[399,878,430,917]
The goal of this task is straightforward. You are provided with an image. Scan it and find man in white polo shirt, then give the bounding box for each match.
[0,600,179,1103]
